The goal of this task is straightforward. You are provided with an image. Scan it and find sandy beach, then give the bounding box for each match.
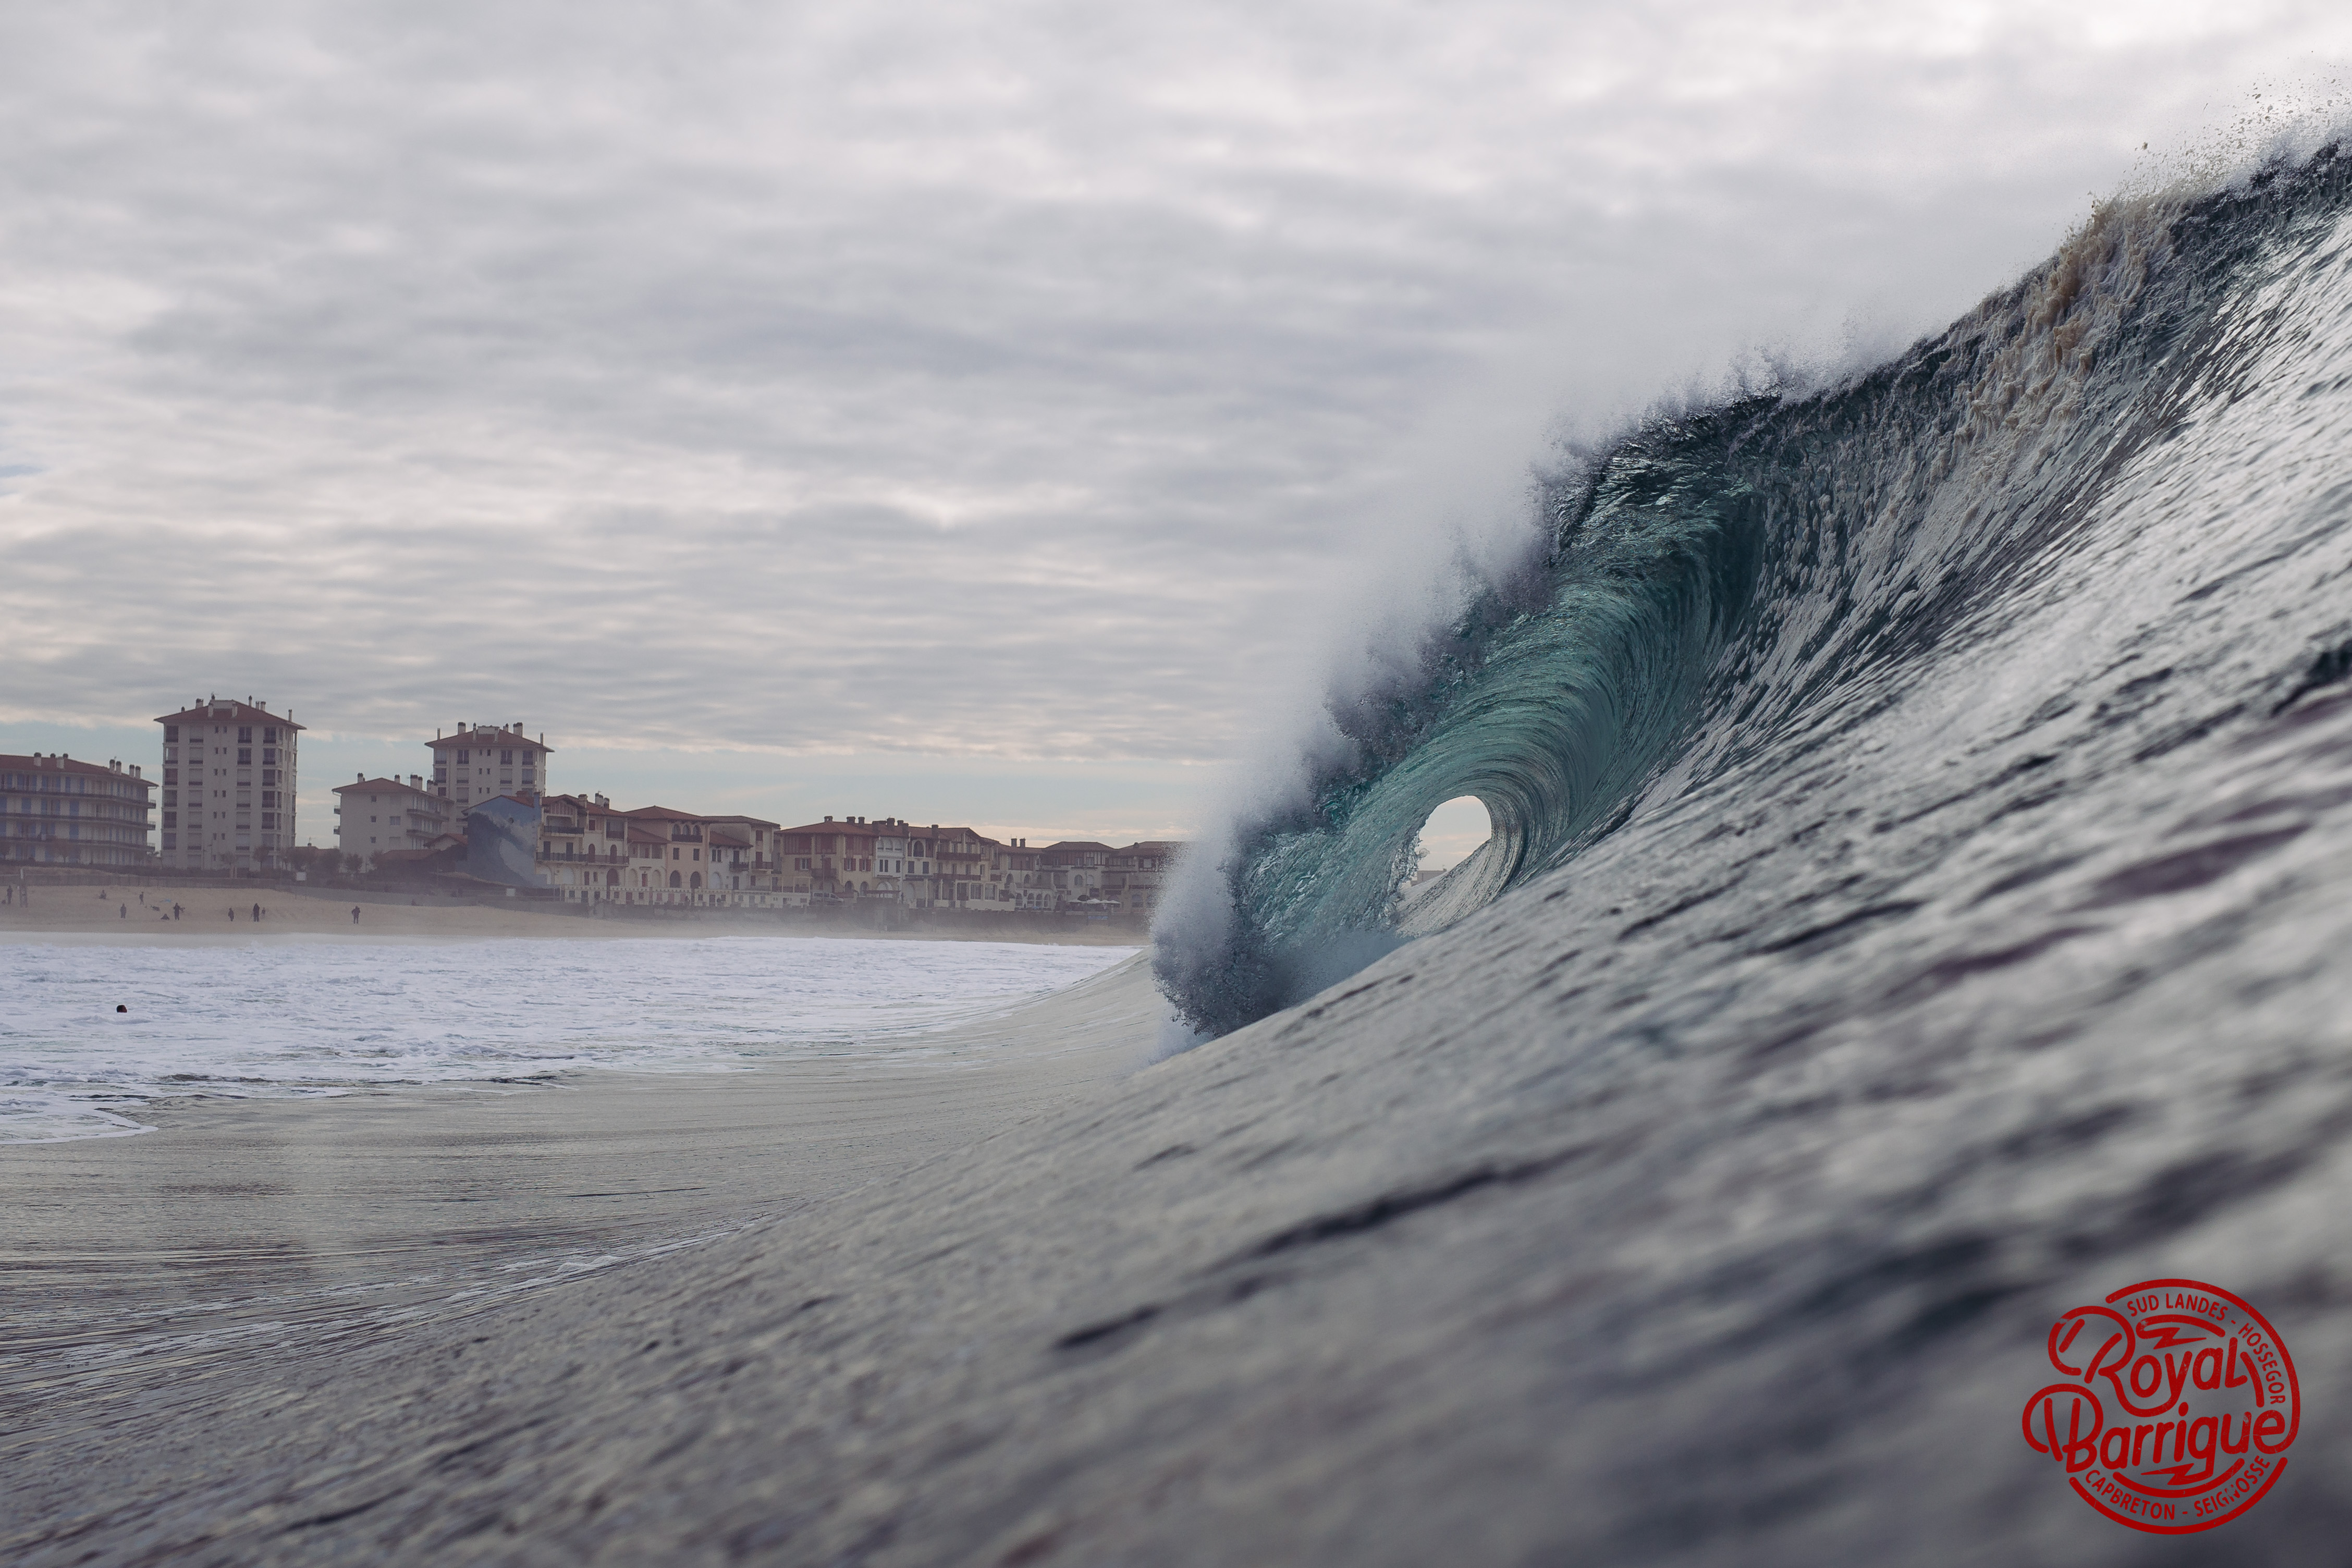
[0,885,1143,945]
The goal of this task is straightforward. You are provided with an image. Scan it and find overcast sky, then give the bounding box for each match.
[4,2,2347,844]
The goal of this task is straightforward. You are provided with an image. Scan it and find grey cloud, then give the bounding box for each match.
[4,2,2347,797]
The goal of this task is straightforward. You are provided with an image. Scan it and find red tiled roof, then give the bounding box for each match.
[0,754,156,790]
[427,727,546,751]
[154,701,304,730]
[623,804,710,822]
[333,777,438,797]
[778,820,880,838]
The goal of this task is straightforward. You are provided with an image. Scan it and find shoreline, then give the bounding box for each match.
[0,892,1148,946]
[1,953,1161,1316]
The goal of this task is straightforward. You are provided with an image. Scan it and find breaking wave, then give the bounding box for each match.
[1158,137,2352,1038]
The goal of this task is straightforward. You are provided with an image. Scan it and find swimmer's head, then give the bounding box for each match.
[116,1004,128,1013]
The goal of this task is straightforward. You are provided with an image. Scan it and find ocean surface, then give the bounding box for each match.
[0,936,1135,1144]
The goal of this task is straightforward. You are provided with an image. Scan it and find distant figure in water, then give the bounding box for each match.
[115,1004,127,1013]
[351,905,361,924]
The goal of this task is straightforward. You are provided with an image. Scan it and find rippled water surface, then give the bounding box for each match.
[0,936,1136,1143]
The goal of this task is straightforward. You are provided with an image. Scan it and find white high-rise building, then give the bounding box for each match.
[427,722,551,810]
[156,697,302,873]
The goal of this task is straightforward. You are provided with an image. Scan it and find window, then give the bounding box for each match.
[263,729,277,744]
[262,749,277,766]
[238,727,252,744]
[501,750,513,765]
[165,726,179,743]
[668,871,681,888]
[456,750,469,764]
[237,749,251,765]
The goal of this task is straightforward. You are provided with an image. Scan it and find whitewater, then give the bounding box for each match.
[16,144,2352,1565]
[1,936,1135,1142]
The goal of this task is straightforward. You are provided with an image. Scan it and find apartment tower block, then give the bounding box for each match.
[157,697,302,872]
[429,722,550,809]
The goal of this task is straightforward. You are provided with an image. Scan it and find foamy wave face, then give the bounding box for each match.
[1,936,1135,1142]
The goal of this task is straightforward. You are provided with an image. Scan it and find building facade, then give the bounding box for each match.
[332,775,449,867]
[0,754,155,867]
[464,794,545,886]
[779,816,880,901]
[156,699,302,872]
[702,814,783,903]
[428,723,550,810]
[1102,841,1179,912]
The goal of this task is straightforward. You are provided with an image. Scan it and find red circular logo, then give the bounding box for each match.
[2023,1278,2299,1533]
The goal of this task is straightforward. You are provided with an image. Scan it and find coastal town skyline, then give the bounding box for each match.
[4,705,1187,914]
[0,702,1503,874]
[0,708,1203,858]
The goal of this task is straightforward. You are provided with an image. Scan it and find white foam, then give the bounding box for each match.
[0,935,1136,1143]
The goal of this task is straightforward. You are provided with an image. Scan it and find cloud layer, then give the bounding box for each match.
[5,3,2348,829]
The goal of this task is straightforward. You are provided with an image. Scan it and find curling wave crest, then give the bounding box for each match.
[1158,140,2352,1039]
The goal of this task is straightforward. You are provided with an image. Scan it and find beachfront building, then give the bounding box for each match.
[779,816,880,902]
[929,826,997,909]
[702,813,783,905]
[899,824,937,906]
[332,775,449,868]
[1038,841,1113,906]
[1102,841,1181,912]
[0,754,155,868]
[156,698,302,873]
[616,808,715,907]
[538,793,621,900]
[992,839,1061,909]
[462,794,544,886]
[428,722,550,810]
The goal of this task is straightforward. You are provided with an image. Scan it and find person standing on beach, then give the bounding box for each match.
[351,905,361,924]
[227,907,235,921]
[120,903,126,919]
[172,902,181,921]
[252,902,260,923]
